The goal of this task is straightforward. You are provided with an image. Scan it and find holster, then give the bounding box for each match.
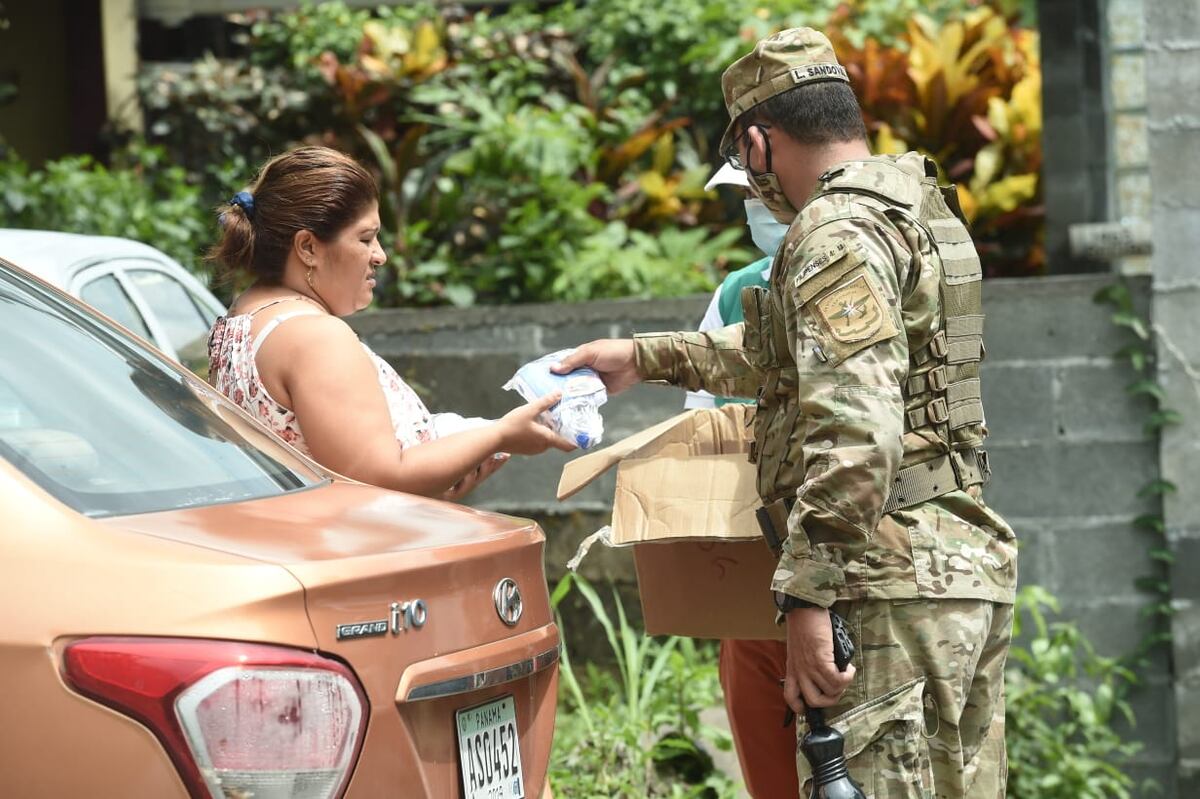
[755,497,794,557]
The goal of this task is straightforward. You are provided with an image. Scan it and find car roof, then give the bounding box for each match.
[0,229,187,288]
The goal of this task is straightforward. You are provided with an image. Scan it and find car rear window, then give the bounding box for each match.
[0,265,324,517]
[78,274,154,340]
[126,268,217,375]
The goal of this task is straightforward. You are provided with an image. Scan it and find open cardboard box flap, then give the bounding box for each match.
[556,403,783,640]
[557,404,761,545]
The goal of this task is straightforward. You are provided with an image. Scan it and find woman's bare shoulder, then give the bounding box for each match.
[264,311,360,356]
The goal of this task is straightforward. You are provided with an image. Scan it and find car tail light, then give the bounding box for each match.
[62,637,367,799]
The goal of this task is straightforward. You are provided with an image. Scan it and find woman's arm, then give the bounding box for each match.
[264,315,570,496]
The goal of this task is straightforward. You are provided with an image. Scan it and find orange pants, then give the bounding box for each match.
[718,639,800,798]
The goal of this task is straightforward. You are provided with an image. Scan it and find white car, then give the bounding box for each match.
[0,229,224,375]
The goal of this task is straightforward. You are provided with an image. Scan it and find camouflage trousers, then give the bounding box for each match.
[794,598,1013,798]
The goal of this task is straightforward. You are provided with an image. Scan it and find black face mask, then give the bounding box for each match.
[743,124,799,224]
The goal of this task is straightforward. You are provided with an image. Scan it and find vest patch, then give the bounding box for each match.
[814,274,888,343]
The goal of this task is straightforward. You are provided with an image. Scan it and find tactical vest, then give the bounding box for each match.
[742,155,989,510]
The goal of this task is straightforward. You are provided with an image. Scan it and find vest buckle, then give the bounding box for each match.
[926,397,949,425]
[949,448,991,488]
[929,331,948,359]
[927,365,948,393]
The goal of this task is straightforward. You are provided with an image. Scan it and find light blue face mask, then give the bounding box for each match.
[744,199,789,256]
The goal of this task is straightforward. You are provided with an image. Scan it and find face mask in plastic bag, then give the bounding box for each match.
[503,349,607,450]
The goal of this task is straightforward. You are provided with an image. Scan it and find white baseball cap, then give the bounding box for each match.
[704,162,749,191]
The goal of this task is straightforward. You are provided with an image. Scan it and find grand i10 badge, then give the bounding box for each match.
[336,600,428,641]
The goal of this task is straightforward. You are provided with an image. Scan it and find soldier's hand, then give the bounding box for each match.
[550,339,641,395]
[783,606,856,713]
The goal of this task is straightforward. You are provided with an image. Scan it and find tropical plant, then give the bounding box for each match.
[828,6,1044,275]
[1004,586,1143,799]
[363,94,613,306]
[126,0,1042,303]
[549,573,737,798]
[326,13,751,306]
[561,0,743,127]
[554,223,751,302]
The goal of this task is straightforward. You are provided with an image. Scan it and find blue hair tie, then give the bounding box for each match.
[229,191,256,220]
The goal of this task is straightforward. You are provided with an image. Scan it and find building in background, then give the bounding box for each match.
[0,0,137,164]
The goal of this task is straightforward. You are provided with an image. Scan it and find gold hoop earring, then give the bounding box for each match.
[306,265,316,290]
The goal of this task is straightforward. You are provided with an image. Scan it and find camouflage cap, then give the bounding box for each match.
[718,28,849,156]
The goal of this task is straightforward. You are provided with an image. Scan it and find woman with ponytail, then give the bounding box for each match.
[207,146,573,499]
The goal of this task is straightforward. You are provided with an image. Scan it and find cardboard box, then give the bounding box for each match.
[557,404,784,640]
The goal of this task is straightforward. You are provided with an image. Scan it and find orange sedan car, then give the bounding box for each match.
[0,257,559,798]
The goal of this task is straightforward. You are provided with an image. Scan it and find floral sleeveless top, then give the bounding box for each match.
[207,300,435,454]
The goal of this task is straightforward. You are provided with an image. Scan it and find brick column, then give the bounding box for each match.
[1106,0,1152,275]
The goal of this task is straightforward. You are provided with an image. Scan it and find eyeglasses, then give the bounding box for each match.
[723,123,772,171]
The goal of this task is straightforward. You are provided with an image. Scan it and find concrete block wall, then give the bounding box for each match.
[1143,0,1200,793]
[349,273,1174,788]
[982,276,1174,794]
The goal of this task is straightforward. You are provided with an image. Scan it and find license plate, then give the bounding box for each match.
[455,695,524,799]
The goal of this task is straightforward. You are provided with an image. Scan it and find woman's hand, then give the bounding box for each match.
[443,453,510,502]
[497,393,576,454]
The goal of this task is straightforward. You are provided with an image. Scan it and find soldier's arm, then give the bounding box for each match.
[683,286,727,409]
[772,219,911,607]
[632,323,764,399]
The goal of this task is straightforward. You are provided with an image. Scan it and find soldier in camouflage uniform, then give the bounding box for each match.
[555,28,1017,797]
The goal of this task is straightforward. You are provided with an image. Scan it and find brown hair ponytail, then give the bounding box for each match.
[212,196,256,281]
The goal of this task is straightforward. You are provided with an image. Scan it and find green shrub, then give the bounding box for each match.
[560,0,744,130]
[137,55,320,202]
[127,0,1042,303]
[1005,586,1143,799]
[550,579,1146,798]
[549,574,737,798]
[554,222,750,302]
[0,143,212,274]
[392,97,610,306]
[248,1,373,73]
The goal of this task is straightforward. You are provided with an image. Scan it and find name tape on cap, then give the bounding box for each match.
[790,63,849,84]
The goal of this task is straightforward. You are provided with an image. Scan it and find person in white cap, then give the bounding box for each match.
[686,162,798,799]
[685,163,789,410]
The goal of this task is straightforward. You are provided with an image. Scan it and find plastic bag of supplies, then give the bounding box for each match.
[503,349,606,450]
